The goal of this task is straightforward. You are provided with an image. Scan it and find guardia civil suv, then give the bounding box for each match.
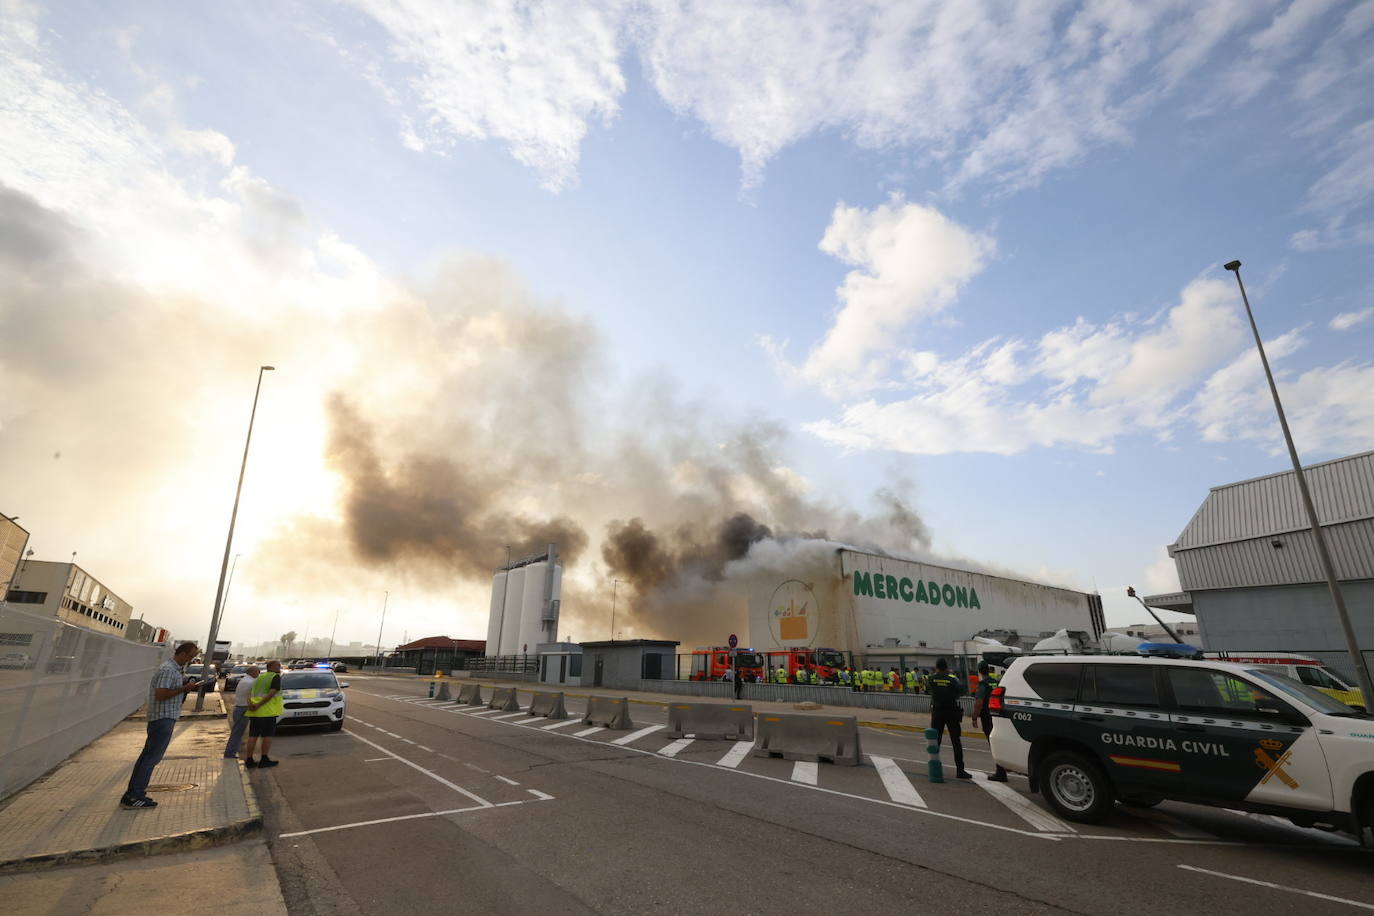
[988,655,1374,842]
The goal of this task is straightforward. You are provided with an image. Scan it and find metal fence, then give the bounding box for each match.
[639,677,973,714]
[464,655,540,681]
[0,603,163,800]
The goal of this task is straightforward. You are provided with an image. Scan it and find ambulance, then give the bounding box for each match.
[988,655,1374,842]
[1203,652,1365,711]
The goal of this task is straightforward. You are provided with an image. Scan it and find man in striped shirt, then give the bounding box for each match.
[120,641,201,809]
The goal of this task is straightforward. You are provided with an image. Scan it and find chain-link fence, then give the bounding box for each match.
[0,603,163,800]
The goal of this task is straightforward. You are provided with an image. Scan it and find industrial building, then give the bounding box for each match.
[485,545,563,658]
[0,515,28,594]
[1144,450,1374,680]
[3,560,133,637]
[392,636,486,675]
[745,546,1105,669]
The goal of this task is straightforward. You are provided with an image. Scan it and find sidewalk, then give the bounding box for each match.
[0,712,260,873]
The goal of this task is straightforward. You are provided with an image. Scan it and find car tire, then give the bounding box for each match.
[1040,750,1115,823]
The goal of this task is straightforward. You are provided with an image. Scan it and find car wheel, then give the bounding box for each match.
[1119,793,1163,808]
[1040,751,1115,823]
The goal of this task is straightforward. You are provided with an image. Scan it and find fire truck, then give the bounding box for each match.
[764,646,847,682]
[689,646,766,682]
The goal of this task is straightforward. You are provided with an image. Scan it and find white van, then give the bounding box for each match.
[988,655,1374,842]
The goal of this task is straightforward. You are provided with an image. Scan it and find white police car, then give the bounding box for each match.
[988,654,1374,841]
[277,668,349,731]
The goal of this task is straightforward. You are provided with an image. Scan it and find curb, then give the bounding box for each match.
[0,760,264,875]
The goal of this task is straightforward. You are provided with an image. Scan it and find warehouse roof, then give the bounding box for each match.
[1172,449,1374,551]
[395,636,486,652]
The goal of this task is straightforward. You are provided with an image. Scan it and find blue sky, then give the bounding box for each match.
[3,1,1373,648]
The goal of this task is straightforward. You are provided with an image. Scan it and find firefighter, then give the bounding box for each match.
[839,667,850,688]
[888,668,900,691]
[773,665,788,685]
[904,668,916,692]
[809,667,819,686]
[928,658,971,779]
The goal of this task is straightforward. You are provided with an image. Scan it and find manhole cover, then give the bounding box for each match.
[146,783,198,793]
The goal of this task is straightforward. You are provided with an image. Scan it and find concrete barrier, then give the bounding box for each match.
[663,703,753,740]
[488,686,521,711]
[457,683,483,706]
[751,713,862,765]
[526,691,569,720]
[581,696,633,730]
[435,681,452,701]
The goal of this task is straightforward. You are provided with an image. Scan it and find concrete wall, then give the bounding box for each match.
[1192,580,1374,682]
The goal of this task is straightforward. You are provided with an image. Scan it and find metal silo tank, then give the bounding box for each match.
[515,561,547,656]
[485,571,508,657]
[498,566,527,656]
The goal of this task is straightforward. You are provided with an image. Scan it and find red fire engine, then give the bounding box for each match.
[689,647,766,682]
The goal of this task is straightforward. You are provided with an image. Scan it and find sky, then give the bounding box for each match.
[2,0,1373,654]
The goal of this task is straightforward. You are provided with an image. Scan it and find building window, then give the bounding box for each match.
[5,590,47,604]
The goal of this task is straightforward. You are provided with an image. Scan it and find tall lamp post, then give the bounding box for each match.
[197,365,274,711]
[374,590,388,669]
[610,578,619,642]
[1223,261,1374,705]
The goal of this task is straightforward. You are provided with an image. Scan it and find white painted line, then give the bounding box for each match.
[659,738,694,758]
[463,762,489,773]
[456,704,486,710]
[610,724,666,746]
[541,719,579,730]
[280,803,491,838]
[490,712,528,720]
[362,757,395,763]
[970,771,1072,832]
[715,740,754,769]
[495,775,520,786]
[573,726,606,738]
[1177,865,1374,910]
[416,745,434,753]
[346,731,492,808]
[383,731,402,738]
[467,709,506,717]
[401,738,416,744]
[791,761,818,785]
[869,756,927,809]
[1118,804,1214,840]
[527,789,554,801]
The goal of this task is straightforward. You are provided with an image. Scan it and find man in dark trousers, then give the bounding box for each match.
[973,661,1008,781]
[928,657,971,779]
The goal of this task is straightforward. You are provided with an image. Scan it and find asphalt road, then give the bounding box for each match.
[253,677,1373,915]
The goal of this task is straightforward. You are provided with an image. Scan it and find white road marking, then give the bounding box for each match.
[869,756,927,809]
[416,745,434,753]
[541,719,579,730]
[383,731,401,738]
[715,740,754,769]
[346,731,492,808]
[573,726,606,738]
[463,762,489,773]
[362,757,395,763]
[495,775,520,786]
[457,704,487,710]
[791,761,818,785]
[1118,804,1213,840]
[970,771,1073,832]
[490,712,527,720]
[467,709,506,717]
[659,738,694,758]
[401,738,416,744]
[527,789,554,801]
[611,724,666,745]
[1177,865,1374,910]
[280,803,490,837]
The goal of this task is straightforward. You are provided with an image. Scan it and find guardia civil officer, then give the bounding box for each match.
[928,658,971,779]
[973,661,1008,781]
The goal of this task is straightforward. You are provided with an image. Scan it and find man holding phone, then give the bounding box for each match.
[120,641,203,809]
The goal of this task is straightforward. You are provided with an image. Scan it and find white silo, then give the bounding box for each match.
[514,561,547,656]
[498,565,527,656]
[485,570,508,657]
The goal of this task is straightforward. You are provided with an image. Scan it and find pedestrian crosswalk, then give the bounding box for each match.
[360,691,1309,847]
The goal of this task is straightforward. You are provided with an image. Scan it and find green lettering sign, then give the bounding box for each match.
[914,580,928,603]
[899,577,914,601]
[853,572,873,597]
[969,588,981,609]
[885,576,899,601]
[941,584,955,606]
[955,586,969,608]
[874,575,886,599]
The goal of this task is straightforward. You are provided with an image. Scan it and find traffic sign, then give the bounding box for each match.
[727,634,738,648]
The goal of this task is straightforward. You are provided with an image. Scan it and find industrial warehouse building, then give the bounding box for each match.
[1145,450,1374,681]
[4,560,133,637]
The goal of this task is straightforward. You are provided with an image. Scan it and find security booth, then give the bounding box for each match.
[392,636,486,675]
[537,642,583,686]
[577,639,680,689]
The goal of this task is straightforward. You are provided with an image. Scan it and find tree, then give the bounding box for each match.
[280,631,297,656]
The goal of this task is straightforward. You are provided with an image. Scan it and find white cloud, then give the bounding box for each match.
[798,197,993,394]
[344,0,627,191]
[1330,307,1374,330]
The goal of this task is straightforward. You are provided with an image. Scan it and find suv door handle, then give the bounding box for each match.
[1076,714,1105,722]
[1176,724,1206,733]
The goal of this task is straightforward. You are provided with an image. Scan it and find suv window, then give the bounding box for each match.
[1082,664,1158,707]
[1023,663,1081,702]
[1168,668,1295,719]
[1297,666,1343,690]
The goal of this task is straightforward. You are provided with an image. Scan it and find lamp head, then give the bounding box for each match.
[1223,260,1241,272]
[261,365,275,371]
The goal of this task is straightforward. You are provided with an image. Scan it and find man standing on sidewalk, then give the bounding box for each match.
[222,664,260,760]
[120,641,202,809]
[927,657,972,780]
[243,660,283,769]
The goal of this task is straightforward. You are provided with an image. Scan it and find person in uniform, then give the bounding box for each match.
[973,661,1007,781]
[904,668,916,693]
[928,658,971,779]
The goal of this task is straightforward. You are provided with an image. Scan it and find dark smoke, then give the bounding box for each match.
[327,394,588,577]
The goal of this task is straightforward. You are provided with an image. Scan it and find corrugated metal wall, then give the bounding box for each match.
[1176,518,1374,589]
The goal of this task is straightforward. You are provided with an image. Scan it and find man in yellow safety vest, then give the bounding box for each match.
[243,660,284,769]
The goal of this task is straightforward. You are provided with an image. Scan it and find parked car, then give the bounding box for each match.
[287,659,315,670]
[223,664,252,692]
[329,661,348,673]
[276,669,348,731]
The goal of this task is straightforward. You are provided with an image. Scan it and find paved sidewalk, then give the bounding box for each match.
[0,715,260,872]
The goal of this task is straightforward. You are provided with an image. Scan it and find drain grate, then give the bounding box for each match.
[145,783,198,792]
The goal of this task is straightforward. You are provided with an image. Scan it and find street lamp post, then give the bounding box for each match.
[610,578,619,642]
[374,590,388,669]
[1223,261,1374,706]
[197,365,274,711]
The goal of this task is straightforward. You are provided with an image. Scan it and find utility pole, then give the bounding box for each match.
[610,579,619,642]
[374,590,388,669]
[1224,260,1374,706]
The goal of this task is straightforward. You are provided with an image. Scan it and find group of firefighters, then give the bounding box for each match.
[738,664,942,693]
